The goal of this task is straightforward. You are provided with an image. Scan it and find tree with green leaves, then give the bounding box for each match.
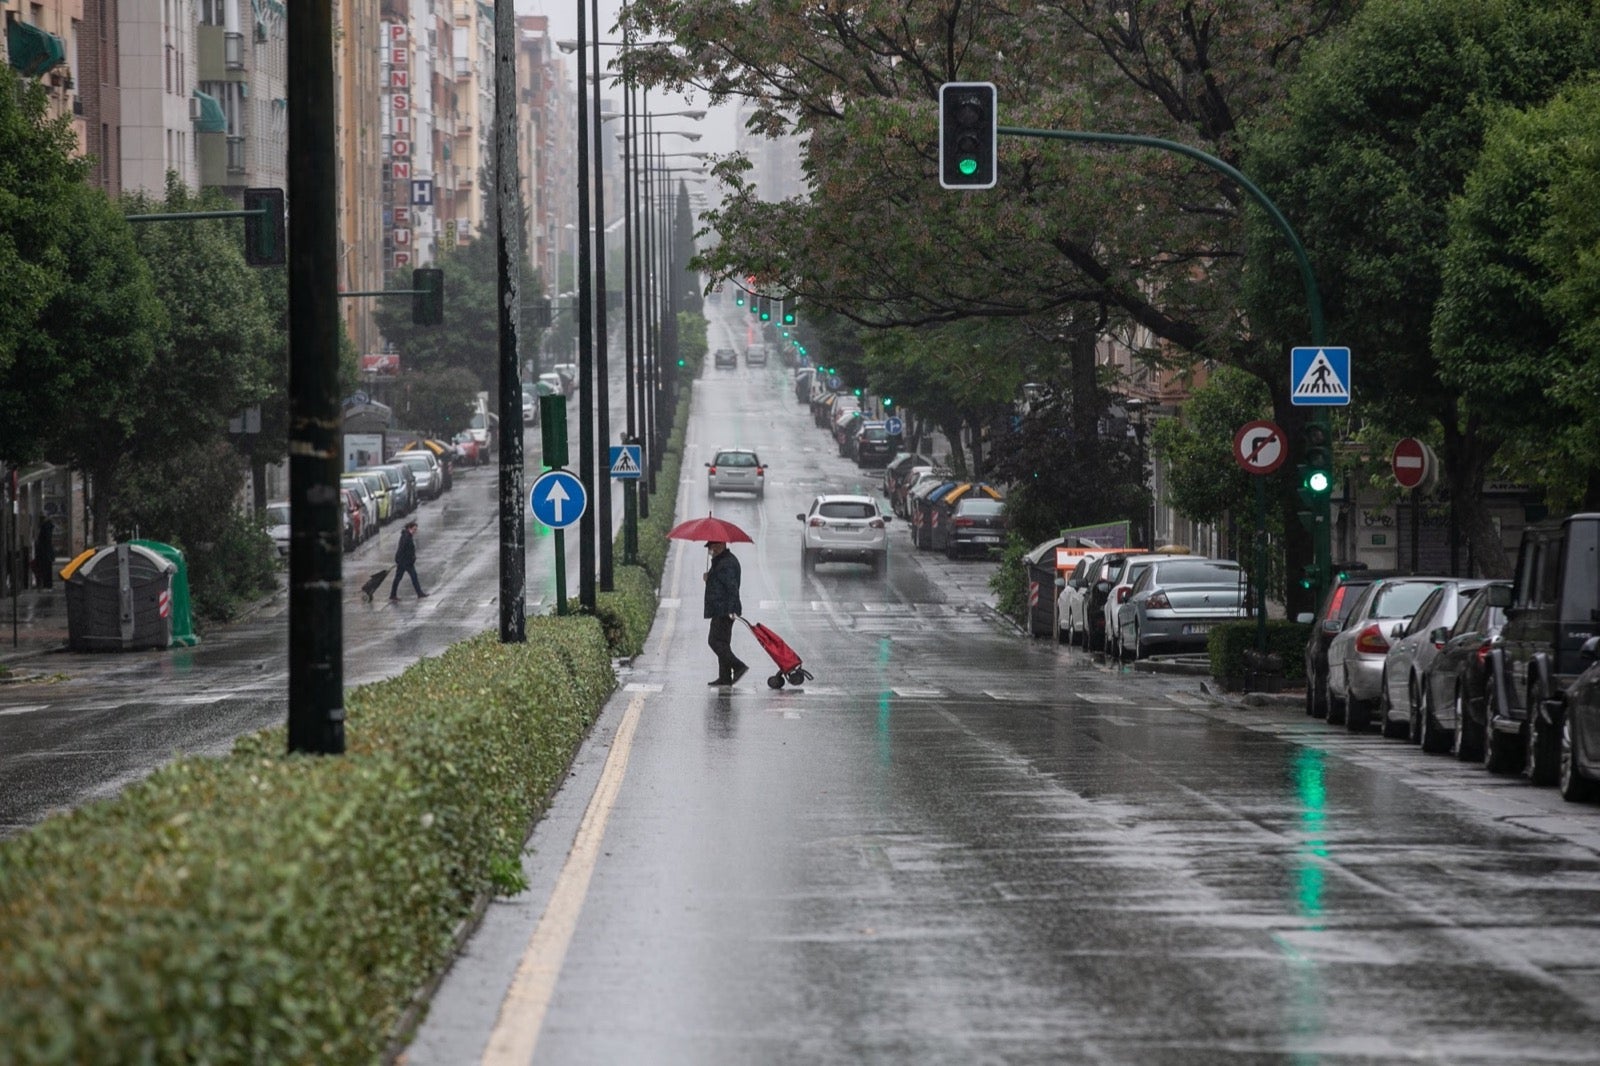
[1435,79,1600,511]
[1242,0,1600,577]
[1150,366,1272,530]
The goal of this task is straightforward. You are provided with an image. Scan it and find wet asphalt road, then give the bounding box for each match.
[403,306,1600,1064]
[0,383,626,837]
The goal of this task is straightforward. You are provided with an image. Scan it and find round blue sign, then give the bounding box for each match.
[884,416,904,437]
[529,470,587,529]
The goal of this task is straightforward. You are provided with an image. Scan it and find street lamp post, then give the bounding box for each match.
[574,0,596,612]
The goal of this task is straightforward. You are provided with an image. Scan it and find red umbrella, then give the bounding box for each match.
[666,514,753,543]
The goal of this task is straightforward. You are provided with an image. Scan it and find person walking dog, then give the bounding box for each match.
[390,519,428,600]
[703,540,748,686]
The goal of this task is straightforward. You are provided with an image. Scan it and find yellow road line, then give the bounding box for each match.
[480,689,646,1066]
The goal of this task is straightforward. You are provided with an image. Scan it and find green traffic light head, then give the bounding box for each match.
[1306,469,1331,494]
[677,358,686,367]
[883,397,893,408]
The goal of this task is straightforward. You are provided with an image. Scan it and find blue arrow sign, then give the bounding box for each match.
[884,416,904,437]
[529,470,586,529]
[608,444,642,480]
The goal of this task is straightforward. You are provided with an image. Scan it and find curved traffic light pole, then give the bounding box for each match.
[995,124,1334,607]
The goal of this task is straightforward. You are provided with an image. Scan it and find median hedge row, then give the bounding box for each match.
[0,620,615,1065]
[1207,619,1311,685]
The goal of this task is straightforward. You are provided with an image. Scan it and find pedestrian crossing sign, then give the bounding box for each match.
[609,444,643,480]
[1290,346,1351,406]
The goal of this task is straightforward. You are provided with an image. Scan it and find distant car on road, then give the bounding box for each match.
[798,494,891,574]
[944,497,1006,559]
[1112,557,1248,659]
[1325,576,1446,731]
[745,344,768,367]
[714,348,738,369]
[264,501,290,559]
[706,448,766,498]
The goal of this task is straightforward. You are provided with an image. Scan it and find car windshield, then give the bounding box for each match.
[818,501,877,520]
[1155,561,1241,584]
[1371,581,1440,618]
[398,455,428,469]
[863,426,889,440]
[265,505,289,526]
[714,452,759,467]
[956,500,1004,516]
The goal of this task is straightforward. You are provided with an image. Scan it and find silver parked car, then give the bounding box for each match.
[394,449,443,500]
[1112,557,1249,659]
[705,448,766,498]
[798,494,890,574]
[1326,576,1446,731]
[1377,578,1491,740]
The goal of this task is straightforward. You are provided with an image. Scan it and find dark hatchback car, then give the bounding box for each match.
[1303,568,1401,719]
[853,421,901,467]
[713,347,738,368]
[945,497,1006,558]
[1417,581,1509,757]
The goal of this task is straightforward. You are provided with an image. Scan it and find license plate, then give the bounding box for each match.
[1183,623,1211,635]
[975,535,1000,543]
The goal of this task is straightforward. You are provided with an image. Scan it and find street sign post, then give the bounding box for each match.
[608,444,643,480]
[1231,420,1286,476]
[1290,347,1351,406]
[530,469,586,617]
[884,416,904,437]
[1391,437,1430,490]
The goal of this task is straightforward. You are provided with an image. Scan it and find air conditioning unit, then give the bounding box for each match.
[188,96,202,121]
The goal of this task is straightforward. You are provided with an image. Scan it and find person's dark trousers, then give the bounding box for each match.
[707,615,747,681]
[390,562,423,598]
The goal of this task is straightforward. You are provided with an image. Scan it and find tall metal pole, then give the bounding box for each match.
[590,0,613,592]
[286,0,344,755]
[642,123,660,490]
[620,60,639,561]
[632,93,650,520]
[494,0,525,641]
[574,0,597,612]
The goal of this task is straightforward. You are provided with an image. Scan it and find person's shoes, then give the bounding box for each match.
[388,596,400,602]
[707,678,732,686]
[417,592,430,598]
[731,664,749,685]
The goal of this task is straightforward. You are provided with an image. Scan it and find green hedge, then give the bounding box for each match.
[1206,619,1311,684]
[591,564,658,658]
[634,389,692,583]
[0,621,615,1065]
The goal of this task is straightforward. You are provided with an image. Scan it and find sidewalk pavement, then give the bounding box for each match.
[0,586,69,667]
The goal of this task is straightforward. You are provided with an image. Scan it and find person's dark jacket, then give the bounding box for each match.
[395,528,416,568]
[704,550,742,619]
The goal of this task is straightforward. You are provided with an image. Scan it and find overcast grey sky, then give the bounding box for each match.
[515,0,741,157]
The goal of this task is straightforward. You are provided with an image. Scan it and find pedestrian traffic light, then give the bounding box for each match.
[242,187,286,266]
[939,82,997,190]
[1297,421,1333,506]
[758,297,771,322]
[412,268,444,326]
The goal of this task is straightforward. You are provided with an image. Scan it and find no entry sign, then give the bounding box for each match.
[1392,437,1429,490]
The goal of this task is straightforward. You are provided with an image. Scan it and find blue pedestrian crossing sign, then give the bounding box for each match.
[1291,346,1352,406]
[529,469,586,529]
[608,444,642,480]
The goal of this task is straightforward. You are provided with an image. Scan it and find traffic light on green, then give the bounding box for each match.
[735,292,745,307]
[412,268,444,326]
[758,297,771,322]
[1297,422,1333,507]
[781,301,796,325]
[938,83,997,189]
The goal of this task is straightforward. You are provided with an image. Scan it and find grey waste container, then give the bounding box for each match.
[1022,537,1067,638]
[63,543,176,651]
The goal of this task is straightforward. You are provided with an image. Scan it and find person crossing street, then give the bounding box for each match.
[389,520,429,600]
[703,541,748,686]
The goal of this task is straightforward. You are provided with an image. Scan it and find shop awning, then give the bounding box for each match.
[7,19,66,77]
[192,89,226,133]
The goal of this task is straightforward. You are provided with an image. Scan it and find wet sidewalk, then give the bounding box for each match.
[0,586,69,666]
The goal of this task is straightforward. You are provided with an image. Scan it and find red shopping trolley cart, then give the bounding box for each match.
[738,616,814,689]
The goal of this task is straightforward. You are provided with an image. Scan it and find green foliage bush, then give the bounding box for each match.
[592,564,658,657]
[989,532,1031,622]
[0,621,615,1065]
[634,390,692,582]
[1207,619,1311,685]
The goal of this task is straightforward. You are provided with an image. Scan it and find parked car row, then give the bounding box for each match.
[272,444,454,556]
[1303,512,1600,804]
[1056,549,1247,658]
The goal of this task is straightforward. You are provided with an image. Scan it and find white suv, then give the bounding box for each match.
[798,494,891,574]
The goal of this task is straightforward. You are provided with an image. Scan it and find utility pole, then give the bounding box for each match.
[494,0,525,640]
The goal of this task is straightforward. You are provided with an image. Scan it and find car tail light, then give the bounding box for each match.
[869,518,885,529]
[953,517,975,527]
[757,467,764,477]
[809,517,826,528]
[1354,623,1389,655]
[1145,591,1171,609]
[1116,587,1132,604]
[707,465,718,475]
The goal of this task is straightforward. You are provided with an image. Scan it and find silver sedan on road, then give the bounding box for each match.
[1112,557,1249,659]
[1327,576,1446,731]
[1377,578,1491,739]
